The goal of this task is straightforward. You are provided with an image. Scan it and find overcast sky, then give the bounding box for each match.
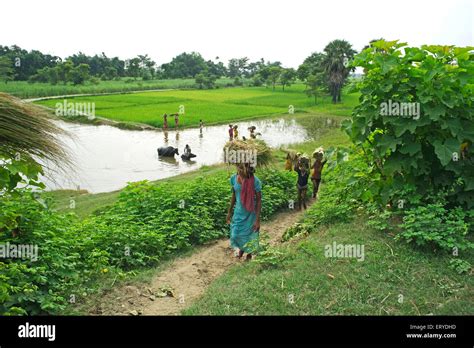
[1,0,472,68]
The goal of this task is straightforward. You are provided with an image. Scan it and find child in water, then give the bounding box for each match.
[184,144,191,156]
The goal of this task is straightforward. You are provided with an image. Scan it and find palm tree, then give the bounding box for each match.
[322,40,357,103]
[0,92,70,174]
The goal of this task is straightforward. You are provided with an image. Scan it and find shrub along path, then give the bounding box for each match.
[91,203,312,315]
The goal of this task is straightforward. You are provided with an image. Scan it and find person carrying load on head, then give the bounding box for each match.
[294,154,310,210]
[226,162,262,261]
[285,153,292,171]
[311,147,327,198]
[284,150,297,171]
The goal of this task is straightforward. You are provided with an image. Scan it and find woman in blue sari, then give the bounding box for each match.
[226,163,262,261]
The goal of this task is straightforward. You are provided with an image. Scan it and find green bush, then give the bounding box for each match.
[344,41,474,208]
[0,168,295,315]
[396,204,472,252]
[448,258,472,274]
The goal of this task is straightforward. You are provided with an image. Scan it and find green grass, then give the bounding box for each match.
[44,189,120,219]
[0,77,240,99]
[183,216,474,315]
[35,85,360,128]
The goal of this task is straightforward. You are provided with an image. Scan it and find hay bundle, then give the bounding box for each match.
[312,146,325,160]
[223,139,272,168]
[283,149,299,161]
[298,153,310,169]
[0,92,71,168]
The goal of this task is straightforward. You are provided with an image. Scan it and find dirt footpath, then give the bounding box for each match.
[92,206,310,316]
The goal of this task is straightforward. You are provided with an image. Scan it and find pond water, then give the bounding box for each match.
[42,118,318,193]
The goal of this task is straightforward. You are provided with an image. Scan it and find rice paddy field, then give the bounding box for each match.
[36,84,359,127]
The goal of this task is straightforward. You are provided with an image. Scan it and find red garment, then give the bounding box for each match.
[240,175,256,212]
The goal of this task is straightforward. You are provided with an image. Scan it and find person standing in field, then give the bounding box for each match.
[294,156,309,210]
[174,113,179,128]
[233,125,239,139]
[163,113,168,129]
[199,119,204,130]
[228,124,234,141]
[248,126,261,139]
[226,163,262,261]
[248,126,256,139]
[311,150,327,198]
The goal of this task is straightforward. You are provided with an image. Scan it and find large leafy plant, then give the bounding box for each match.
[343,41,474,207]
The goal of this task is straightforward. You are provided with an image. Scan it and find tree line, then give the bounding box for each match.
[0,39,359,103]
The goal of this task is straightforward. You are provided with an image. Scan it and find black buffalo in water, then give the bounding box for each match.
[157,146,179,157]
[181,153,196,161]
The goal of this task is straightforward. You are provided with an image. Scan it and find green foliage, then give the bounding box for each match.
[260,66,282,91]
[281,222,310,242]
[0,190,104,315]
[298,41,356,103]
[280,68,296,91]
[345,41,474,208]
[448,258,472,274]
[396,204,472,252]
[70,63,91,85]
[249,234,287,268]
[0,168,294,315]
[161,52,207,78]
[322,39,357,103]
[0,56,15,83]
[366,208,393,232]
[195,72,217,89]
[0,152,44,193]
